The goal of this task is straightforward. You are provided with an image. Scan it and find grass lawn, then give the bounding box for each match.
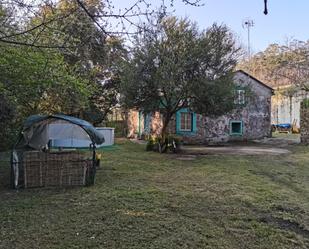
[0,140,308,249]
[272,132,300,140]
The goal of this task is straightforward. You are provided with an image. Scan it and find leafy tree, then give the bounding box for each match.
[83,67,121,126]
[29,1,128,124]
[0,1,125,137]
[121,16,240,143]
[0,45,89,118]
[81,36,127,125]
[0,92,16,150]
[238,40,309,91]
[0,44,90,149]
[0,3,90,118]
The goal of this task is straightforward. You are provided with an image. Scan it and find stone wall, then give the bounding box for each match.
[127,110,163,138]
[300,101,309,144]
[127,110,139,138]
[186,71,273,143]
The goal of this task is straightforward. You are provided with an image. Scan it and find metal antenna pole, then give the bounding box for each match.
[247,23,250,58]
[242,19,254,60]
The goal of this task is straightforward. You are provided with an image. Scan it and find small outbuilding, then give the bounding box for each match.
[11,114,105,189]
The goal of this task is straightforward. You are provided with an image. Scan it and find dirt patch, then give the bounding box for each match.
[182,145,291,156]
[175,155,197,161]
[253,136,300,147]
[0,153,10,190]
[129,139,147,145]
[259,215,309,238]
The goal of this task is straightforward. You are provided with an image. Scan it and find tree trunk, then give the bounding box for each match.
[158,113,172,153]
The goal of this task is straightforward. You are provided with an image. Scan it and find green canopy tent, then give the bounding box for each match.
[11,114,105,188]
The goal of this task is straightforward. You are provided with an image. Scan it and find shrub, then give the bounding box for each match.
[149,134,182,153]
[167,135,182,153]
[146,137,155,151]
[302,99,309,109]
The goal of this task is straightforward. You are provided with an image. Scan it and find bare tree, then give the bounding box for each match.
[0,0,205,48]
[0,0,270,49]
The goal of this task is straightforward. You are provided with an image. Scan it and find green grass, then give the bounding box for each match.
[272,132,300,140]
[0,140,308,249]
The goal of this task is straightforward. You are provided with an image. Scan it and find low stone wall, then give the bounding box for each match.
[300,100,309,144]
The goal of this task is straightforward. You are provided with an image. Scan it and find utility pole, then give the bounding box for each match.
[242,19,254,60]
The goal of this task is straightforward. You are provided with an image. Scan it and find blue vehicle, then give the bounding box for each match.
[272,123,291,132]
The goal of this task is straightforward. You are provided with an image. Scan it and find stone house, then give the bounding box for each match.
[127,70,274,144]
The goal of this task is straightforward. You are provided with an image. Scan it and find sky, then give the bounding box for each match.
[113,0,309,54]
[171,0,309,53]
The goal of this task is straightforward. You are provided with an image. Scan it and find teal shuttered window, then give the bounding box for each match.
[180,112,192,131]
[176,108,197,135]
[229,120,243,136]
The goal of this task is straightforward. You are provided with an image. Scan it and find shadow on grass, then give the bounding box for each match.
[0,151,10,190]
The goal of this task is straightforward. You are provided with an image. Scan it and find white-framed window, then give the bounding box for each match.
[235,89,245,105]
[180,112,192,131]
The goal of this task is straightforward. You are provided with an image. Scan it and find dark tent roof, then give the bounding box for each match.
[21,114,105,145]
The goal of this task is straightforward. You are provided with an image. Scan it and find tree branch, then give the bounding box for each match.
[0,38,73,49]
[75,0,108,36]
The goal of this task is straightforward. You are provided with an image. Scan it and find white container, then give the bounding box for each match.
[49,127,114,148]
[96,127,115,147]
[50,139,91,148]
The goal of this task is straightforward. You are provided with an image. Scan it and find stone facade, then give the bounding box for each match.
[127,71,273,144]
[127,110,140,138]
[127,110,163,139]
[300,101,309,144]
[151,111,163,136]
[202,71,272,143]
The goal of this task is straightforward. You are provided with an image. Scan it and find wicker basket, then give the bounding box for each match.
[21,151,93,188]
